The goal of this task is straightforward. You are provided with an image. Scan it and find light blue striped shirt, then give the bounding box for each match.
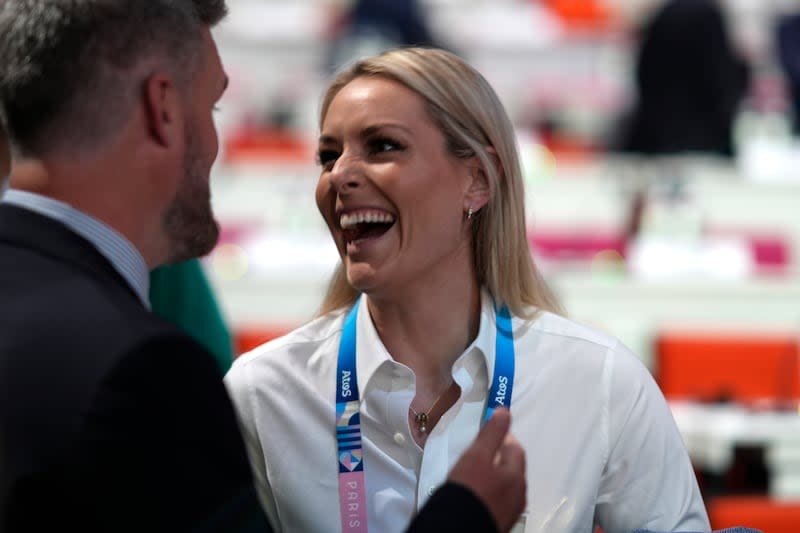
[2,189,150,308]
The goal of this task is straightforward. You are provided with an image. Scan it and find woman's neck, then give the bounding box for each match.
[365,277,483,393]
[365,272,482,447]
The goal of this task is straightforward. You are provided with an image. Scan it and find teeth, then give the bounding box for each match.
[340,211,396,228]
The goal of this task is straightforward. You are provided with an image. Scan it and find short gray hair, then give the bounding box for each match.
[0,0,228,156]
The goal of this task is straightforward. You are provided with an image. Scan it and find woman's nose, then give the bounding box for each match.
[328,152,364,193]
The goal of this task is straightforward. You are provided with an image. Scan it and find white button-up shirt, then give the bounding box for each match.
[225,291,709,533]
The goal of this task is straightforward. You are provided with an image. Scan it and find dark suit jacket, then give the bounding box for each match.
[0,204,497,533]
[0,204,270,532]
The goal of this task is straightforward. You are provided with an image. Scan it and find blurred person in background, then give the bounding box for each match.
[0,1,527,531]
[615,0,749,158]
[776,11,800,136]
[326,0,443,72]
[225,46,710,533]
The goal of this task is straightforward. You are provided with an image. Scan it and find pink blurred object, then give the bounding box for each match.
[528,229,626,261]
[707,228,790,274]
[528,227,790,274]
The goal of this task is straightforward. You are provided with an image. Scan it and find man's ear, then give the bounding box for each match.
[142,73,182,148]
[463,147,500,214]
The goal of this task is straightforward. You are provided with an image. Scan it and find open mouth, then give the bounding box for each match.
[340,210,396,245]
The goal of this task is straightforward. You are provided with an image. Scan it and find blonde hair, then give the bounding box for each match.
[317,47,563,318]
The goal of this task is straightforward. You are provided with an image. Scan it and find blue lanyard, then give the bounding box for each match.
[484,304,515,423]
[335,296,516,532]
[335,297,367,532]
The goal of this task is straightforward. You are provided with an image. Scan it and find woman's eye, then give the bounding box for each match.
[369,138,403,154]
[317,149,339,169]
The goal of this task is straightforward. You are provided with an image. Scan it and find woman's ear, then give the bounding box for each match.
[463,147,500,214]
[142,73,182,148]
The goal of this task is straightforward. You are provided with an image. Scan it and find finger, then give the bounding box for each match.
[474,408,511,455]
[496,438,526,471]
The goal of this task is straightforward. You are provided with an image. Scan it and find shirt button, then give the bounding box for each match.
[427,486,436,496]
[393,432,406,445]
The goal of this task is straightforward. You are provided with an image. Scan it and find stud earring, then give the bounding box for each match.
[466,206,474,220]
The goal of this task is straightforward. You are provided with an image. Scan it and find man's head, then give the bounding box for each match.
[0,0,228,265]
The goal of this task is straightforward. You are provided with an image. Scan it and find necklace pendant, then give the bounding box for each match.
[416,412,428,433]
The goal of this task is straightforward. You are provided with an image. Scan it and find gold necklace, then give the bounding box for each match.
[409,383,451,434]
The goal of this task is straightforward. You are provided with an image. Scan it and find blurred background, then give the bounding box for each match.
[207,0,800,529]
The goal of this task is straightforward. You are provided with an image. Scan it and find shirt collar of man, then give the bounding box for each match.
[354,289,498,398]
[1,189,150,308]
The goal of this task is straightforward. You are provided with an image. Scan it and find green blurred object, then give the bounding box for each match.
[149,259,234,375]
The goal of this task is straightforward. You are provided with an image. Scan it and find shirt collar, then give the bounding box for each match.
[355,296,397,391]
[354,289,501,394]
[454,289,497,392]
[2,189,151,308]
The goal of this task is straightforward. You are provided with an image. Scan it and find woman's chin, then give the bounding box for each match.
[344,263,380,294]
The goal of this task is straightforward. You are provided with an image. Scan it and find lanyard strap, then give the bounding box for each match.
[484,304,515,424]
[335,296,515,532]
[336,298,368,533]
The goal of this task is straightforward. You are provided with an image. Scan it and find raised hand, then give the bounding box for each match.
[448,408,526,533]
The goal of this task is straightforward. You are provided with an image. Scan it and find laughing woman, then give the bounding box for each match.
[224,47,710,533]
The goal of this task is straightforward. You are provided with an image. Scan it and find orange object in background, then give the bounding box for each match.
[543,0,618,32]
[536,130,601,164]
[234,326,293,357]
[709,495,800,533]
[224,127,312,165]
[655,332,800,405]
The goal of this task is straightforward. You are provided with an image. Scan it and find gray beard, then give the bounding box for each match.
[161,128,219,264]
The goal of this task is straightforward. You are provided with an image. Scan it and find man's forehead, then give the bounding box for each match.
[201,27,225,78]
